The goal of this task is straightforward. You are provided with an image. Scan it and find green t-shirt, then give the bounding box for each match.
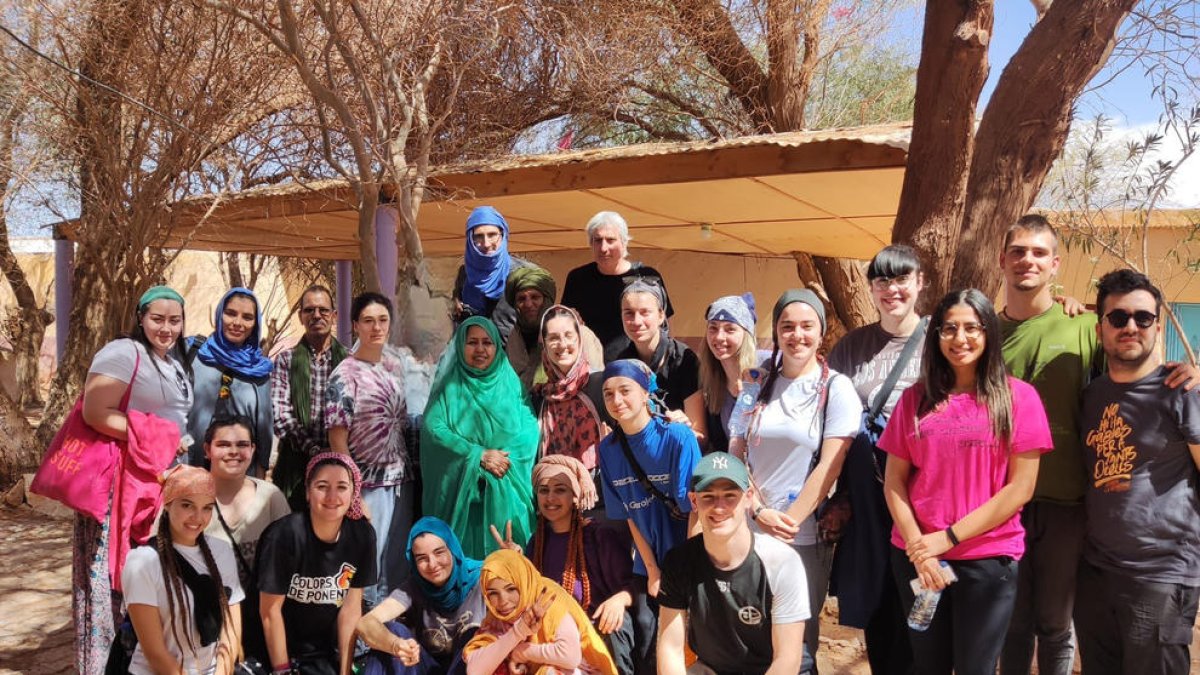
[1000,304,1100,504]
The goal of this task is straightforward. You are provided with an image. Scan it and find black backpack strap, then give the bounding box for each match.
[615,429,688,521]
[867,317,929,421]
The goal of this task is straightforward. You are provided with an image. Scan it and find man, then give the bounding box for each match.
[270,285,347,510]
[561,210,674,361]
[1075,269,1200,674]
[658,452,808,675]
[452,205,532,346]
[505,265,604,390]
[996,215,1097,675]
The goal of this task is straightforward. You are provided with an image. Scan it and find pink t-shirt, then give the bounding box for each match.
[878,377,1052,560]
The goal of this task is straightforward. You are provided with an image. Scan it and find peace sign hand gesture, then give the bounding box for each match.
[490,521,523,554]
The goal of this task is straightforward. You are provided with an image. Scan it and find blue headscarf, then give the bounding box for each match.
[195,287,273,380]
[461,206,512,314]
[407,516,483,613]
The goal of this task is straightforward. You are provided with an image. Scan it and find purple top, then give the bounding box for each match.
[526,520,633,614]
[324,352,408,488]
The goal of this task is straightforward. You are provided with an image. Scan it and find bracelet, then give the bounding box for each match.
[945,525,960,546]
[272,662,295,675]
[751,505,766,521]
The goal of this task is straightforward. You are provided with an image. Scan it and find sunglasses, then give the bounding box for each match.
[1103,309,1157,329]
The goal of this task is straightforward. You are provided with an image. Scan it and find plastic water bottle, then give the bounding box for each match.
[907,561,956,631]
[727,374,762,438]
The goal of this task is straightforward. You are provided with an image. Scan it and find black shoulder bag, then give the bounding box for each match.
[614,428,689,521]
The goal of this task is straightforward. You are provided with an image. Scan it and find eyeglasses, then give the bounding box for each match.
[1103,309,1157,329]
[300,307,333,317]
[869,274,913,291]
[937,322,985,340]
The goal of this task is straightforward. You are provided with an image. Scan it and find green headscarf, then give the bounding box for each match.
[504,266,557,310]
[138,285,185,310]
[420,316,540,559]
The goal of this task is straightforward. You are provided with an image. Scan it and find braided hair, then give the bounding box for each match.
[531,509,592,611]
[154,513,233,662]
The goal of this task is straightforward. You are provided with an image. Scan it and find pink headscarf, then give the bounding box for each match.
[305,452,366,519]
[160,465,216,505]
[532,454,598,511]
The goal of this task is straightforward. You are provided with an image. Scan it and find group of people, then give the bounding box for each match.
[67,207,1199,675]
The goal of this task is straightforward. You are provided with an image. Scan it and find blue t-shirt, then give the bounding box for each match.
[598,418,700,575]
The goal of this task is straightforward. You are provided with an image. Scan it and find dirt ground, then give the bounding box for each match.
[0,504,1195,675]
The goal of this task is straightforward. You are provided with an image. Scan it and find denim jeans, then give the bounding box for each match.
[892,548,1019,675]
[1000,501,1085,675]
[1074,559,1200,675]
[361,482,415,609]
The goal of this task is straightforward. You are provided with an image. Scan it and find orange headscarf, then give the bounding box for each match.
[464,550,616,675]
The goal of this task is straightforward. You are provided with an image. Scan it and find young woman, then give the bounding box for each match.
[462,550,618,675]
[326,292,412,606]
[530,305,609,473]
[697,293,760,454]
[826,244,926,673]
[879,289,1051,675]
[595,359,700,675]
[612,279,705,440]
[358,517,485,675]
[257,453,378,675]
[203,415,291,664]
[728,289,861,675]
[77,285,194,673]
[186,287,274,472]
[121,465,242,674]
[524,456,635,673]
[421,316,540,559]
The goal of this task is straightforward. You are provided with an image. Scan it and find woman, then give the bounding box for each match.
[121,465,242,674]
[879,289,1051,675]
[728,289,861,675]
[452,205,532,346]
[530,305,609,472]
[203,415,291,664]
[595,359,700,675]
[257,452,378,675]
[326,292,412,607]
[421,316,540,559]
[525,456,634,673]
[697,293,760,454]
[77,285,194,673]
[187,287,273,471]
[463,550,618,675]
[826,244,926,673]
[612,279,705,440]
[358,517,485,675]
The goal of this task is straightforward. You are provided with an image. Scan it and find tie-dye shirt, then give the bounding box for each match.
[325,352,408,488]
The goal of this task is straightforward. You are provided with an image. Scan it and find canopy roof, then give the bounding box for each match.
[149,122,912,260]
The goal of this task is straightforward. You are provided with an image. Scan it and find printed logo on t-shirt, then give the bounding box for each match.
[287,562,357,606]
[716,579,730,593]
[1085,402,1135,493]
[738,606,763,625]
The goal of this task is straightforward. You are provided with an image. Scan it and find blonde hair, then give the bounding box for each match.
[699,322,758,414]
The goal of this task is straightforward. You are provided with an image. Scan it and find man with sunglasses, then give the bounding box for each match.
[270,285,348,509]
[1074,269,1200,674]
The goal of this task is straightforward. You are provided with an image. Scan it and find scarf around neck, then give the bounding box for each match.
[535,308,601,468]
[289,336,348,427]
[196,287,273,380]
[407,516,483,614]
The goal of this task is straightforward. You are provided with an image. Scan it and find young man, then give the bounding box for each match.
[270,285,347,510]
[1075,269,1200,675]
[657,452,809,675]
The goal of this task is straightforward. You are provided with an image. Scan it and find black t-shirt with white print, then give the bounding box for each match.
[256,512,377,662]
[658,533,809,675]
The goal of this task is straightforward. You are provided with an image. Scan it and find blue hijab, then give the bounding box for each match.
[196,287,273,380]
[407,516,483,613]
[461,206,512,314]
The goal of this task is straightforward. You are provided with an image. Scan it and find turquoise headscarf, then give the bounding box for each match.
[407,516,482,613]
[421,316,539,559]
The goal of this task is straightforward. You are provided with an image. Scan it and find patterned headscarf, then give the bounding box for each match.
[706,293,757,335]
[534,306,601,469]
[464,550,618,675]
[160,465,215,505]
[533,455,598,511]
[305,451,365,520]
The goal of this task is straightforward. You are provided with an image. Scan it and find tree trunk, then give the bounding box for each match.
[813,255,877,329]
[890,0,993,309]
[0,391,39,488]
[950,0,1138,297]
[792,252,849,351]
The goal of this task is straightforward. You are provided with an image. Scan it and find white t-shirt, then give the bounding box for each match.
[122,538,244,674]
[89,338,193,434]
[746,369,860,545]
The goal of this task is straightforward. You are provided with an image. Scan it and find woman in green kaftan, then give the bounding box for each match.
[420,316,539,559]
